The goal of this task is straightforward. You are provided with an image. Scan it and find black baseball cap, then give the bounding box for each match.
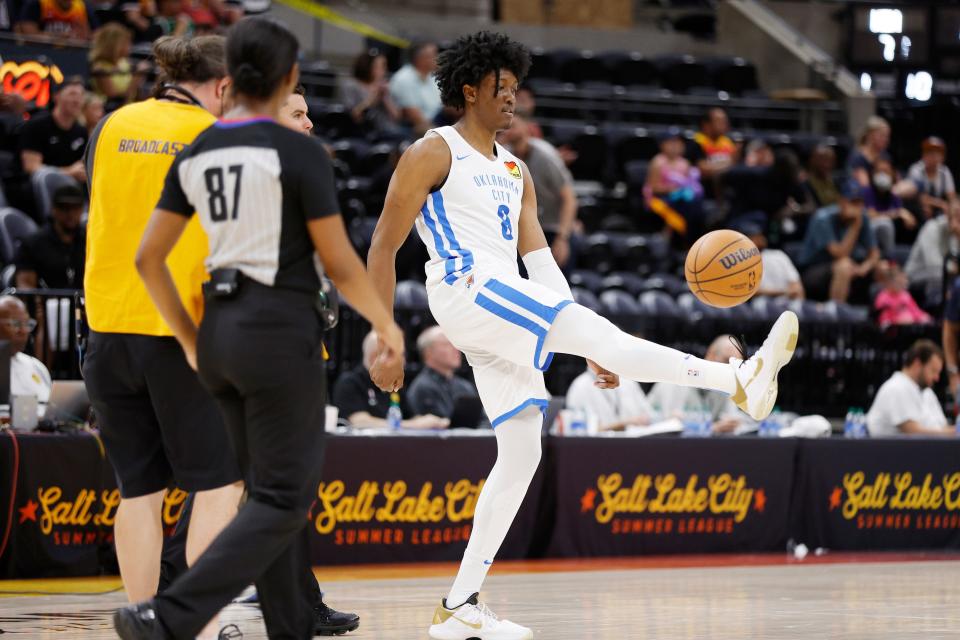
[52,184,85,208]
[838,178,864,202]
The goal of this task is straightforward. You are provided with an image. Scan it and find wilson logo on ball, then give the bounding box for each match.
[719,247,760,270]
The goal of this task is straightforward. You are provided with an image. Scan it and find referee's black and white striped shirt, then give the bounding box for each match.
[157,117,339,293]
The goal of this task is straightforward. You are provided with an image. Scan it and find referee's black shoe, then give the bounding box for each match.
[114,601,165,639]
[315,600,360,636]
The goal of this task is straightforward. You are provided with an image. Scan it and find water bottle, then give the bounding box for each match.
[387,392,402,431]
[682,411,699,438]
[856,409,869,439]
[570,409,588,435]
[699,410,713,437]
[768,407,783,438]
[843,408,856,439]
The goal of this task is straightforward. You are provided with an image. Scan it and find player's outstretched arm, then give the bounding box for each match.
[367,135,450,391]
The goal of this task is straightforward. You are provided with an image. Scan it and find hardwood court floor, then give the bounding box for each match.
[1,553,958,639]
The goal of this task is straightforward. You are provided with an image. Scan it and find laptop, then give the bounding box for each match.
[43,380,90,424]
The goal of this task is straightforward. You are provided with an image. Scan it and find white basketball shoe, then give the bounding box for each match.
[730,310,799,421]
[428,593,533,640]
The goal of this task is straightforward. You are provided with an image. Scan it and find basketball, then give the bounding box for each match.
[684,229,763,308]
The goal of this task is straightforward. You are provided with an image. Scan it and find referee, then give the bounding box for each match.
[82,35,243,635]
[117,17,404,640]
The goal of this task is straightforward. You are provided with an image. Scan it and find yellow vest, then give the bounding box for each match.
[85,99,214,335]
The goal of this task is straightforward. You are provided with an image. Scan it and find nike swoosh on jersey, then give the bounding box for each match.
[455,154,471,160]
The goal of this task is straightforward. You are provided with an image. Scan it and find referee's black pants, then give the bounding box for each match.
[154,282,327,640]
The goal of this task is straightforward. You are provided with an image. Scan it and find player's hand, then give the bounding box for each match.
[587,360,619,389]
[370,322,405,391]
[407,414,450,430]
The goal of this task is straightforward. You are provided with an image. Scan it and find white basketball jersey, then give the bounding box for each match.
[415,126,524,286]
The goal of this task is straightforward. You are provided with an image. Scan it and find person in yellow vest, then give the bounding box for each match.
[82,35,242,639]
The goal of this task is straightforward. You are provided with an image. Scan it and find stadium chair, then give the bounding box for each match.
[600,214,637,233]
[613,128,661,168]
[709,57,759,95]
[330,139,370,176]
[527,48,559,81]
[316,105,364,140]
[357,143,395,177]
[571,286,602,312]
[624,159,650,187]
[575,196,605,233]
[889,244,911,266]
[643,273,687,297]
[601,272,648,297]
[639,290,681,319]
[299,61,339,99]
[601,51,658,88]
[677,291,728,320]
[0,263,15,289]
[31,168,77,221]
[654,55,709,94]
[619,234,670,274]
[568,269,605,293]
[750,295,791,322]
[782,241,805,267]
[833,302,870,323]
[600,288,641,315]
[337,198,367,227]
[348,216,378,256]
[550,123,608,183]
[581,233,615,274]
[559,51,612,85]
[0,207,37,265]
[394,280,429,311]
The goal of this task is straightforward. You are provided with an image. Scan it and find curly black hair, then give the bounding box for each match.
[434,31,531,110]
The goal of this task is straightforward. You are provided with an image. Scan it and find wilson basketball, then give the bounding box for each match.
[684,229,763,308]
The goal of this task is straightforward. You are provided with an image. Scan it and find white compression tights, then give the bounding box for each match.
[445,408,543,608]
[445,303,736,608]
[544,303,736,393]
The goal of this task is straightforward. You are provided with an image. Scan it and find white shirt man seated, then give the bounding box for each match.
[0,295,51,406]
[866,339,955,437]
[647,334,756,435]
[565,365,653,431]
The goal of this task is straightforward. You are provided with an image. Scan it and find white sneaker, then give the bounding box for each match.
[428,593,533,640]
[730,310,799,421]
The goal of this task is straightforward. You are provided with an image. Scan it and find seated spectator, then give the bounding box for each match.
[739,222,804,299]
[19,77,87,183]
[647,335,755,435]
[16,0,98,40]
[905,206,960,304]
[866,339,954,437]
[874,261,931,329]
[89,23,149,110]
[0,295,51,405]
[644,128,705,243]
[565,364,653,431]
[498,114,577,268]
[864,158,916,256]
[120,0,158,41]
[847,116,891,189]
[82,94,105,137]
[799,180,880,303]
[802,144,839,210]
[406,326,482,426]
[332,331,449,430]
[389,40,442,135]
[906,136,958,220]
[152,0,193,37]
[14,184,85,289]
[340,50,402,140]
[743,138,773,168]
[690,107,737,185]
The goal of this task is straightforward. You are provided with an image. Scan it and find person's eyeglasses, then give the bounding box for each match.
[1,319,37,331]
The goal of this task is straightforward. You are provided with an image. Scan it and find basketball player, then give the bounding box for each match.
[115,18,403,640]
[366,31,799,639]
